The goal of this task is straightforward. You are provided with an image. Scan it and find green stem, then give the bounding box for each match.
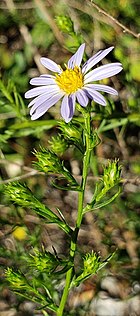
[57,110,92,316]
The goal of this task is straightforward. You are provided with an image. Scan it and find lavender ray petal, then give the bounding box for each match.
[84,88,106,106]
[30,77,56,86]
[85,84,118,95]
[40,57,62,73]
[76,89,89,107]
[28,93,47,108]
[25,84,59,99]
[60,95,69,122]
[68,94,76,121]
[82,50,102,71]
[61,94,76,122]
[82,47,114,74]
[30,91,64,115]
[28,86,61,108]
[31,103,54,120]
[29,90,62,112]
[25,86,49,98]
[31,92,64,120]
[67,43,85,69]
[84,63,123,83]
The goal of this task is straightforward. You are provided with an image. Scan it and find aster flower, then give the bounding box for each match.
[25,44,122,123]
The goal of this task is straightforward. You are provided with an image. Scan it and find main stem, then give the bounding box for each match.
[57,110,92,316]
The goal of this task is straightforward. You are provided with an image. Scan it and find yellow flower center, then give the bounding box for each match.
[55,66,84,94]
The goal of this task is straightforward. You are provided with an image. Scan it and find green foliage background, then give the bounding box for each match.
[0,0,140,315]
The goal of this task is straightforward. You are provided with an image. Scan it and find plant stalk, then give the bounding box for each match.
[57,110,92,316]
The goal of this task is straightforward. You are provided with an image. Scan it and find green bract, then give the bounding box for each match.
[5,268,28,289]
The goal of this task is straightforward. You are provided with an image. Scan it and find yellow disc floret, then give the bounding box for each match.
[55,66,84,94]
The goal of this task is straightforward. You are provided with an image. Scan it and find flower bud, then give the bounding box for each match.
[5,268,27,289]
[72,251,101,287]
[48,135,68,156]
[83,252,100,275]
[103,159,121,189]
[29,248,59,273]
[58,121,82,142]
[34,147,64,174]
[34,147,79,187]
[96,159,121,202]
[5,182,43,209]
[56,15,74,33]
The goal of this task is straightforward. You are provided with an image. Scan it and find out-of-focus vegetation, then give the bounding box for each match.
[0,0,140,315]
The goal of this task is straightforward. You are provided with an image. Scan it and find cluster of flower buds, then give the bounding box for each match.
[48,134,68,156]
[72,251,101,287]
[56,15,74,34]
[96,159,122,202]
[5,268,27,290]
[5,182,72,235]
[103,159,121,189]
[34,146,79,188]
[5,181,41,209]
[29,248,59,273]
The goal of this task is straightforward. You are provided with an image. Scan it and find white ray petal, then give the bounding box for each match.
[85,84,118,95]
[82,47,114,74]
[30,77,56,86]
[84,63,123,83]
[25,86,49,98]
[25,84,59,99]
[28,86,61,107]
[61,94,76,122]
[76,89,89,107]
[67,43,85,69]
[84,87,106,106]
[40,57,62,73]
[31,92,64,120]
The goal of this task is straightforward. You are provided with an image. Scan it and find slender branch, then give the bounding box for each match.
[0,159,140,186]
[67,0,140,39]
[0,158,42,184]
[3,0,140,39]
[0,170,40,184]
[89,1,140,39]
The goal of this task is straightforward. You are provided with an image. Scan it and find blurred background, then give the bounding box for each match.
[0,0,140,315]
